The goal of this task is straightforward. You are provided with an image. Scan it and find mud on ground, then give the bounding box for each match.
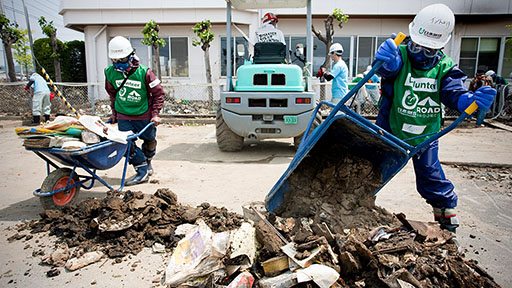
[8,188,243,261]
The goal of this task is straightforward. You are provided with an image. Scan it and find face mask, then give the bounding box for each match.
[407,42,439,70]
[112,56,133,72]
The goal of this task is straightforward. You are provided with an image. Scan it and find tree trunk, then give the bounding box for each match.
[3,41,16,82]
[153,43,161,80]
[51,33,61,82]
[324,17,334,70]
[204,47,213,104]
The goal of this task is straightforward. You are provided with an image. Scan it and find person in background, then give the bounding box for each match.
[363,65,381,106]
[373,4,496,233]
[318,43,349,104]
[25,72,51,126]
[104,36,164,186]
[252,12,286,45]
[485,70,508,87]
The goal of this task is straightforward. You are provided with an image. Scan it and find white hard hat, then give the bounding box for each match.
[329,43,344,55]
[409,4,455,49]
[485,70,495,77]
[108,36,134,59]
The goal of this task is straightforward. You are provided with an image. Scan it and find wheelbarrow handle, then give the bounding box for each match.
[127,122,155,140]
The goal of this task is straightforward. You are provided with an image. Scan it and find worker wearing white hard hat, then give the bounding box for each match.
[318,43,349,104]
[373,4,497,234]
[104,36,165,186]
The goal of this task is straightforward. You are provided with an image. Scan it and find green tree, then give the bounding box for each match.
[60,40,86,82]
[38,16,61,82]
[0,13,22,82]
[141,20,166,80]
[312,9,349,69]
[33,37,64,81]
[192,20,215,103]
[12,29,33,78]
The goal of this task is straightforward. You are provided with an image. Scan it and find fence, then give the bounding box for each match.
[1,81,511,121]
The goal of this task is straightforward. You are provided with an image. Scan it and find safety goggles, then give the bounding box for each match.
[408,41,438,58]
[112,56,131,64]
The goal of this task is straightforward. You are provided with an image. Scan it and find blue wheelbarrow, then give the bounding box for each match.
[25,122,154,210]
[265,33,480,215]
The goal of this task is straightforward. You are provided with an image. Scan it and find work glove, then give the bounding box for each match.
[50,92,55,101]
[151,115,161,127]
[457,86,496,113]
[24,86,30,93]
[375,35,401,73]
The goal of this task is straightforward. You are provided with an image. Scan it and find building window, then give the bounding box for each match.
[221,36,249,77]
[129,38,150,67]
[503,37,512,78]
[311,36,352,76]
[459,37,501,78]
[354,36,387,76]
[158,38,170,77]
[170,37,189,77]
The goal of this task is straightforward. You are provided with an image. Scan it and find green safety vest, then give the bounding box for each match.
[105,65,149,116]
[390,45,455,146]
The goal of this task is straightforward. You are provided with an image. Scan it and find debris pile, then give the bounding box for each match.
[8,187,501,287]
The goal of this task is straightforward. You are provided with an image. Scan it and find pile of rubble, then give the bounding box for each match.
[7,187,501,287]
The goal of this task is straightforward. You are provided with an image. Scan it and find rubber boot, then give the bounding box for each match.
[29,115,40,126]
[44,114,50,122]
[125,163,149,186]
[147,159,154,176]
[433,207,459,233]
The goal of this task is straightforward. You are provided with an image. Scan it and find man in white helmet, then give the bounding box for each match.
[104,36,164,186]
[373,4,496,233]
[252,12,286,45]
[318,43,349,104]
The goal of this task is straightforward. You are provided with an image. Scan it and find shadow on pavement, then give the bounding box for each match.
[0,191,109,222]
[157,140,296,163]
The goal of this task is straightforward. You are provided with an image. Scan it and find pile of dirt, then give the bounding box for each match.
[11,188,243,260]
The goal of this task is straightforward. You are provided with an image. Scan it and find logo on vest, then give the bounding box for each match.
[404,73,438,92]
[115,79,142,89]
[126,90,141,102]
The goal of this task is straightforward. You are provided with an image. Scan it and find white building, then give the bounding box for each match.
[60,0,512,90]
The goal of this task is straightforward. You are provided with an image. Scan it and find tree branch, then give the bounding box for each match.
[312,24,326,44]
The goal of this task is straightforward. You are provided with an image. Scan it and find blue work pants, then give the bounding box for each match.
[118,120,156,166]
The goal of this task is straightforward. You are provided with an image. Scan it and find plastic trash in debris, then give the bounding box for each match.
[152,242,166,253]
[65,251,104,271]
[258,271,298,288]
[175,223,198,236]
[165,220,228,286]
[78,115,131,144]
[96,214,143,232]
[81,129,100,144]
[368,226,394,243]
[229,222,258,264]
[296,264,339,288]
[227,271,255,288]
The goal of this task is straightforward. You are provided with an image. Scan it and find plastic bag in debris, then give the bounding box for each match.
[78,115,131,144]
[165,220,229,286]
[227,271,255,288]
[42,115,81,131]
[296,264,339,288]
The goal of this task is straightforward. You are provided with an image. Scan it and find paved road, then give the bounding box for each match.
[0,121,511,287]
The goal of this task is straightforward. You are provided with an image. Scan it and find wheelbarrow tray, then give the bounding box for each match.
[25,140,128,170]
[265,108,410,213]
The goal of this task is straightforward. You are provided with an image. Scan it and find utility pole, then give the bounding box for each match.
[21,0,36,72]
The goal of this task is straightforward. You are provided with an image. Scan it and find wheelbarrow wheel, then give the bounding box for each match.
[216,105,244,152]
[40,168,81,210]
[294,113,322,150]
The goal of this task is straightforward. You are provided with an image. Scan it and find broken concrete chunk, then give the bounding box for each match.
[229,222,258,264]
[41,243,70,267]
[65,251,104,271]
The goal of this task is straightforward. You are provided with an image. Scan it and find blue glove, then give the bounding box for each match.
[457,86,496,113]
[375,37,401,73]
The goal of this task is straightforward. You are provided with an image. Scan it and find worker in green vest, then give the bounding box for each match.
[105,36,164,186]
[373,4,496,233]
